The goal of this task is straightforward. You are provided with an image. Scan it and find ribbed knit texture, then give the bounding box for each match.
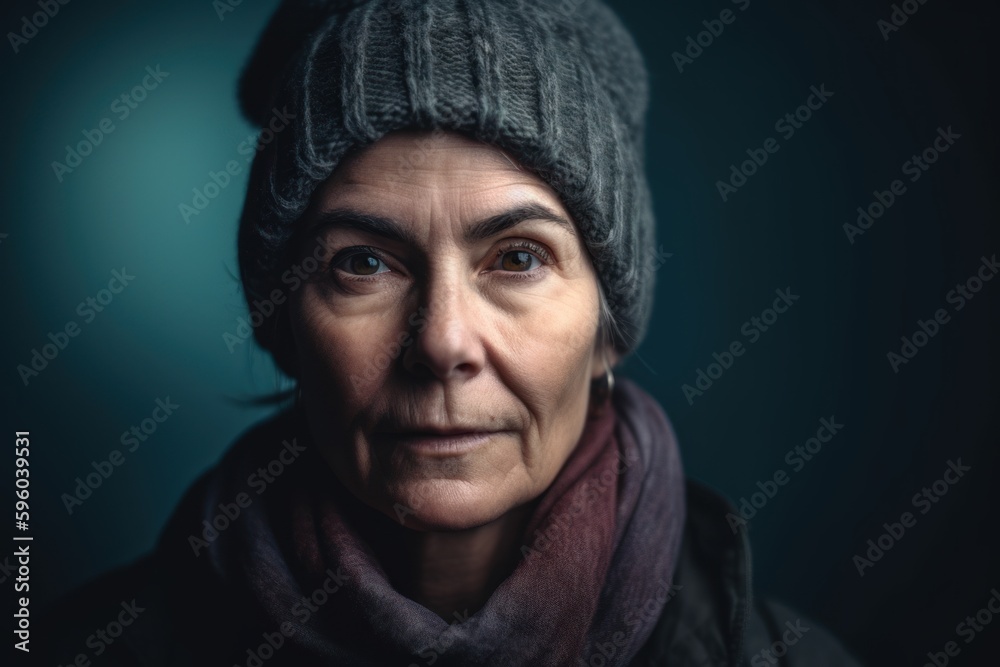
[237,0,657,366]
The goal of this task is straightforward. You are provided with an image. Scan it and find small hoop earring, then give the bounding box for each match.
[589,356,615,417]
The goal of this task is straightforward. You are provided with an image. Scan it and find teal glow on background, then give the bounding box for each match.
[2,0,290,603]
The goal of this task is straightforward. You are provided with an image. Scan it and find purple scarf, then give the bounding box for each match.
[195,378,685,666]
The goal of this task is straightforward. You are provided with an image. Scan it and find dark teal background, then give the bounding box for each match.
[2,0,997,664]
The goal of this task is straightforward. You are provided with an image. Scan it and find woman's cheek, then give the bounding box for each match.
[322,321,394,403]
[520,294,597,373]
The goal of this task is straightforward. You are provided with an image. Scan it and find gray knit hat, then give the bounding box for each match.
[237,0,657,374]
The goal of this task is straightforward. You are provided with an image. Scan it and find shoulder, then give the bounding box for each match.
[38,409,298,666]
[634,479,864,666]
[743,598,865,667]
[39,509,253,666]
[37,555,160,666]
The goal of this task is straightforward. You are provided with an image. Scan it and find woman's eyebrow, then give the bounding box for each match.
[464,202,576,242]
[308,209,419,246]
[308,202,576,245]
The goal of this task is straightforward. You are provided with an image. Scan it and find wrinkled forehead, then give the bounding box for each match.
[300,129,581,249]
[330,129,527,183]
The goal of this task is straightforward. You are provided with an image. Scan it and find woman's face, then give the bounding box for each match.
[289,130,608,530]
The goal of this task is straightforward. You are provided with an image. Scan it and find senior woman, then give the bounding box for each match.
[43,0,863,665]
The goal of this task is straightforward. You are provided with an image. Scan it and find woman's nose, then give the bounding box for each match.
[402,279,486,383]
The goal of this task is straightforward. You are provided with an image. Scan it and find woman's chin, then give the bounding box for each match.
[380,480,514,531]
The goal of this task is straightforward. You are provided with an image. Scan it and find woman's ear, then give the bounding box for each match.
[590,344,619,380]
[587,343,618,417]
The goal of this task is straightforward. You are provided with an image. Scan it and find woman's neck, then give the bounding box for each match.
[354,501,536,621]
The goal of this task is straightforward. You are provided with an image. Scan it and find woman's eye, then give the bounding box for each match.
[336,252,389,276]
[495,250,542,272]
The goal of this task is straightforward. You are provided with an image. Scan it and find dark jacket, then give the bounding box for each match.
[40,478,863,666]
[630,481,863,666]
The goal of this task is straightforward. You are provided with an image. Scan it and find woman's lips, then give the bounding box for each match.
[377,430,506,456]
